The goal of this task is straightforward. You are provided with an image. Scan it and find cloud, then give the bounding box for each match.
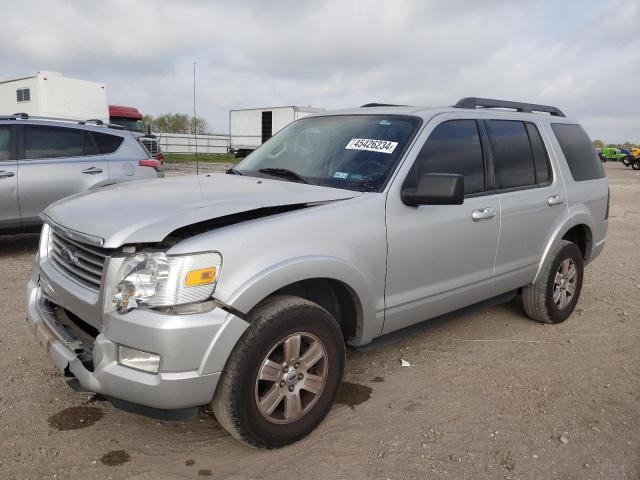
[0,0,638,141]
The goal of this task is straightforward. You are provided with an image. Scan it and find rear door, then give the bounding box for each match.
[18,124,109,228]
[0,125,21,231]
[488,119,568,292]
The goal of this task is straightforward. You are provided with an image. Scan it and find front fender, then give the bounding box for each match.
[221,255,381,346]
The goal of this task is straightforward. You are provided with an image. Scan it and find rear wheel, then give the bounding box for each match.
[632,161,640,170]
[212,295,345,448]
[522,240,584,324]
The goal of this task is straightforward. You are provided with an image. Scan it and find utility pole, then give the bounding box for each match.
[193,62,199,175]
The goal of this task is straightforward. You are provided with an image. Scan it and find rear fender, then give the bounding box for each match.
[532,211,594,285]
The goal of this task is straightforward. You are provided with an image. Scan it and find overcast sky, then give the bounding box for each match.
[1,0,638,142]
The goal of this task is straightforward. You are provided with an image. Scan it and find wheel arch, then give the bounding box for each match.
[265,278,361,342]
[561,223,592,261]
[532,215,594,284]
[222,256,379,346]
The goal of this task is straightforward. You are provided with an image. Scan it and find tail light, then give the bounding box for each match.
[139,159,163,172]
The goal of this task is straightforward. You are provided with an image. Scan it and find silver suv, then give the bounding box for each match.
[0,114,164,234]
[26,98,608,448]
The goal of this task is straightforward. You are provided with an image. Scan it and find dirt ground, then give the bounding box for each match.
[0,163,638,480]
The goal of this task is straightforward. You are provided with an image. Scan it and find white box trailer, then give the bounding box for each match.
[0,71,109,122]
[229,105,324,156]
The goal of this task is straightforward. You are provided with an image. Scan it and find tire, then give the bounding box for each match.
[632,161,640,170]
[522,240,584,324]
[212,295,345,448]
[622,156,631,167]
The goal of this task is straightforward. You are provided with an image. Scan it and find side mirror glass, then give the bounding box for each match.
[402,173,464,206]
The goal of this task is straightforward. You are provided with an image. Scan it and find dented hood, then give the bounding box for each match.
[43,174,361,248]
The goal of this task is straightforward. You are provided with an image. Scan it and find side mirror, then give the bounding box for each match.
[401,173,464,206]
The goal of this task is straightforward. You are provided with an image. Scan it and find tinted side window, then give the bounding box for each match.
[525,122,551,184]
[92,132,124,154]
[411,120,485,194]
[487,120,535,189]
[0,127,10,161]
[24,126,84,159]
[551,123,605,181]
[83,131,99,156]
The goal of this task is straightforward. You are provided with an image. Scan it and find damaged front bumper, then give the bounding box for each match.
[26,271,248,412]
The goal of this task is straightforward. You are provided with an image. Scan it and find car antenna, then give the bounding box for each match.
[193,61,199,176]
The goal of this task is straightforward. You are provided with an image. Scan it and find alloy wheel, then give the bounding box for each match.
[553,258,577,310]
[255,332,328,424]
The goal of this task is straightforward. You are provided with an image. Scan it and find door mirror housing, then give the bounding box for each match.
[402,173,464,206]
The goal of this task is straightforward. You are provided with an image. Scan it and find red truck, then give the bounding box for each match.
[109,105,164,163]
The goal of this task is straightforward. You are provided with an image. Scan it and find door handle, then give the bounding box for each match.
[81,167,103,175]
[0,170,15,178]
[548,195,564,206]
[471,207,496,222]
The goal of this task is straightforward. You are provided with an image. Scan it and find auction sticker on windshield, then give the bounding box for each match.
[345,138,398,154]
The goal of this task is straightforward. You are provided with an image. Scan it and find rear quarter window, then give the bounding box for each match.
[92,132,124,154]
[551,124,605,181]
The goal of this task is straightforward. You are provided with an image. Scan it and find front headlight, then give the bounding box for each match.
[111,251,222,312]
[38,223,51,261]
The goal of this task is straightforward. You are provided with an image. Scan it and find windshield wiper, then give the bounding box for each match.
[226,167,244,175]
[258,168,310,184]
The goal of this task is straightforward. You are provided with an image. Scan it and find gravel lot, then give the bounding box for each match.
[164,161,235,177]
[0,163,638,479]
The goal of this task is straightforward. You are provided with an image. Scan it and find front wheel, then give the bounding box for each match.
[522,240,584,324]
[212,295,345,448]
[622,156,631,167]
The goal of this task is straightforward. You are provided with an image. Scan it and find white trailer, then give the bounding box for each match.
[229,105,324,156]
[0,71,109,122]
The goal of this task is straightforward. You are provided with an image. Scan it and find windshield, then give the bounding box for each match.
[110,117,145,133]
[234,115,420,192]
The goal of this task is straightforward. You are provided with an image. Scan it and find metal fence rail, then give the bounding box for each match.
[157,132,230,154]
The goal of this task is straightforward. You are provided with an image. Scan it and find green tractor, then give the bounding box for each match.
[600,147,634,165]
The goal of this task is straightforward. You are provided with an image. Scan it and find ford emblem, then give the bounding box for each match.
[60,246,80,265]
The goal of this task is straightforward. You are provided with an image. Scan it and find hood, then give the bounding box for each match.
[44,174,362,248]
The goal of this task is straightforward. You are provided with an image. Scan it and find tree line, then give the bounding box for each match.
[592,139,637,150]
[143,113,209,135]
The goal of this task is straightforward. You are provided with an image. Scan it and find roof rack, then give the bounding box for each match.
[361,103,406,108]
[77,119,125,130]
[0,113,125,129]
[0,112,29,120]
[78,118,104,125]
[454,97,565,117]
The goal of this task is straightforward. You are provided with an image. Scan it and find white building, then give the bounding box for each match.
[0,71,109,122]
[229,105,324,156]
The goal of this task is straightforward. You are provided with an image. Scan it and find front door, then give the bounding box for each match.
[384,118,500,334]
[0,125,21,231]
[18,124,109,228]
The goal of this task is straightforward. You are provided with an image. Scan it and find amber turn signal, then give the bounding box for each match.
[184,267,217,287]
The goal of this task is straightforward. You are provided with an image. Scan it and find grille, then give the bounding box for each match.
[49,231,114,290]
[140,137,159,157]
